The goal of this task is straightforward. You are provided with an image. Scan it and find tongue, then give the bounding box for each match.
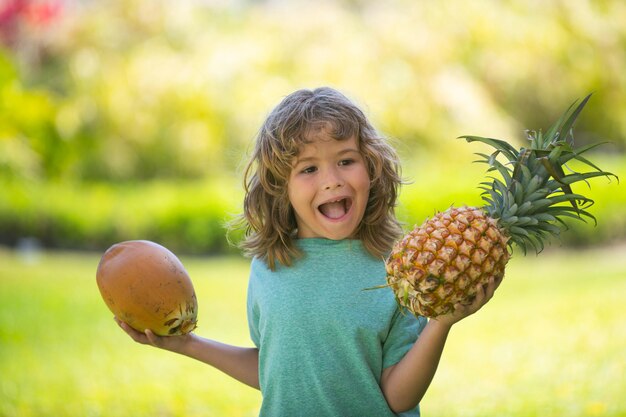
[319,200,346,219]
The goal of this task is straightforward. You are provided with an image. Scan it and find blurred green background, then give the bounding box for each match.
[1,0,625,416]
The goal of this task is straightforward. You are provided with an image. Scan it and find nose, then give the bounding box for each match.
[322,167,344,190]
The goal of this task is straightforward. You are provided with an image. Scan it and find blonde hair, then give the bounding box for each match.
[235,87,403,270]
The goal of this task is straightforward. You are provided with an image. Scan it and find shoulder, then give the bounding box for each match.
[251,256,270,273]
[248,257,269,296]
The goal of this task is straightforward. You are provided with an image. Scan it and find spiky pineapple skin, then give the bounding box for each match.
[386,206,510,318]
[384,96,617,318]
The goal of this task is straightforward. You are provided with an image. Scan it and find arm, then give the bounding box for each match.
[116,319,260,389]
[380,276,500,413]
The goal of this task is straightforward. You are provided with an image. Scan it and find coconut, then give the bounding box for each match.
[96,240,198,336]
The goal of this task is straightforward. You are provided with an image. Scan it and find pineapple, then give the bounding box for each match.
[386,94,617,318]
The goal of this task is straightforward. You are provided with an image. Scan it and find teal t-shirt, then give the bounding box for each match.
[247,238,427,417]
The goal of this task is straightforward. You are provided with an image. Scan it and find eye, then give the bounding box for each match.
[301,166,317,174]
[338,159,355,166]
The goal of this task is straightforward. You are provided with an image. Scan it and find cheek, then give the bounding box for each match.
[286,173,299,201]
[356,168,372,208]
[287,176,310,209]
[356,167,372,192]
[286,186,297,212]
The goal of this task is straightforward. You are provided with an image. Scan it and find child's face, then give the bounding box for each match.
[287,131,370,240]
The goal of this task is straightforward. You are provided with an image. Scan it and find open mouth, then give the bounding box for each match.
[318,197,352,220]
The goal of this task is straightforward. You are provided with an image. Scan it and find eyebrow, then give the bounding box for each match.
[294,147,361,165]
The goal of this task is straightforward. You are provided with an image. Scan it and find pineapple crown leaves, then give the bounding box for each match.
[458,94,618,254]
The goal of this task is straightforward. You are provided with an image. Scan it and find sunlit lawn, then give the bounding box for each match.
[1,244,625,417]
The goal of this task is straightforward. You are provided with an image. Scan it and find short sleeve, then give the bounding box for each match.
[382,309,428,369]
[246,272,261,348]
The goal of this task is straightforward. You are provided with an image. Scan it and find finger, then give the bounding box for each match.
[114,317,130,333]
[485,277,497,300]
[494,274,504,289]
[119,321,137,337]
[473,283,486,305]
[117,319,149,344]
[114,317,133,332]
[451,303,463,316]
[144,329,161,347]
[467,282,490,313]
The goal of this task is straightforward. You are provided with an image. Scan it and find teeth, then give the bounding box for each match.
[321,199,346,208]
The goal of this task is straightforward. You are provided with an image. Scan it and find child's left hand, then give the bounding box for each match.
[431,276,502,327]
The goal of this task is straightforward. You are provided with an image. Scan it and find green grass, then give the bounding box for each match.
[0,251,260,417]
[1,245,625,417]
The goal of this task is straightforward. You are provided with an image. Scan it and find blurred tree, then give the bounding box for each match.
[0,49,68,180]
[0,0,624,182]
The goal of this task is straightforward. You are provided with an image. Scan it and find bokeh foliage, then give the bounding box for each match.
[0,0,624,251]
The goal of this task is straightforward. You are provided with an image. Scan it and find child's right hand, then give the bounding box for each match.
[114,317,192,353]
